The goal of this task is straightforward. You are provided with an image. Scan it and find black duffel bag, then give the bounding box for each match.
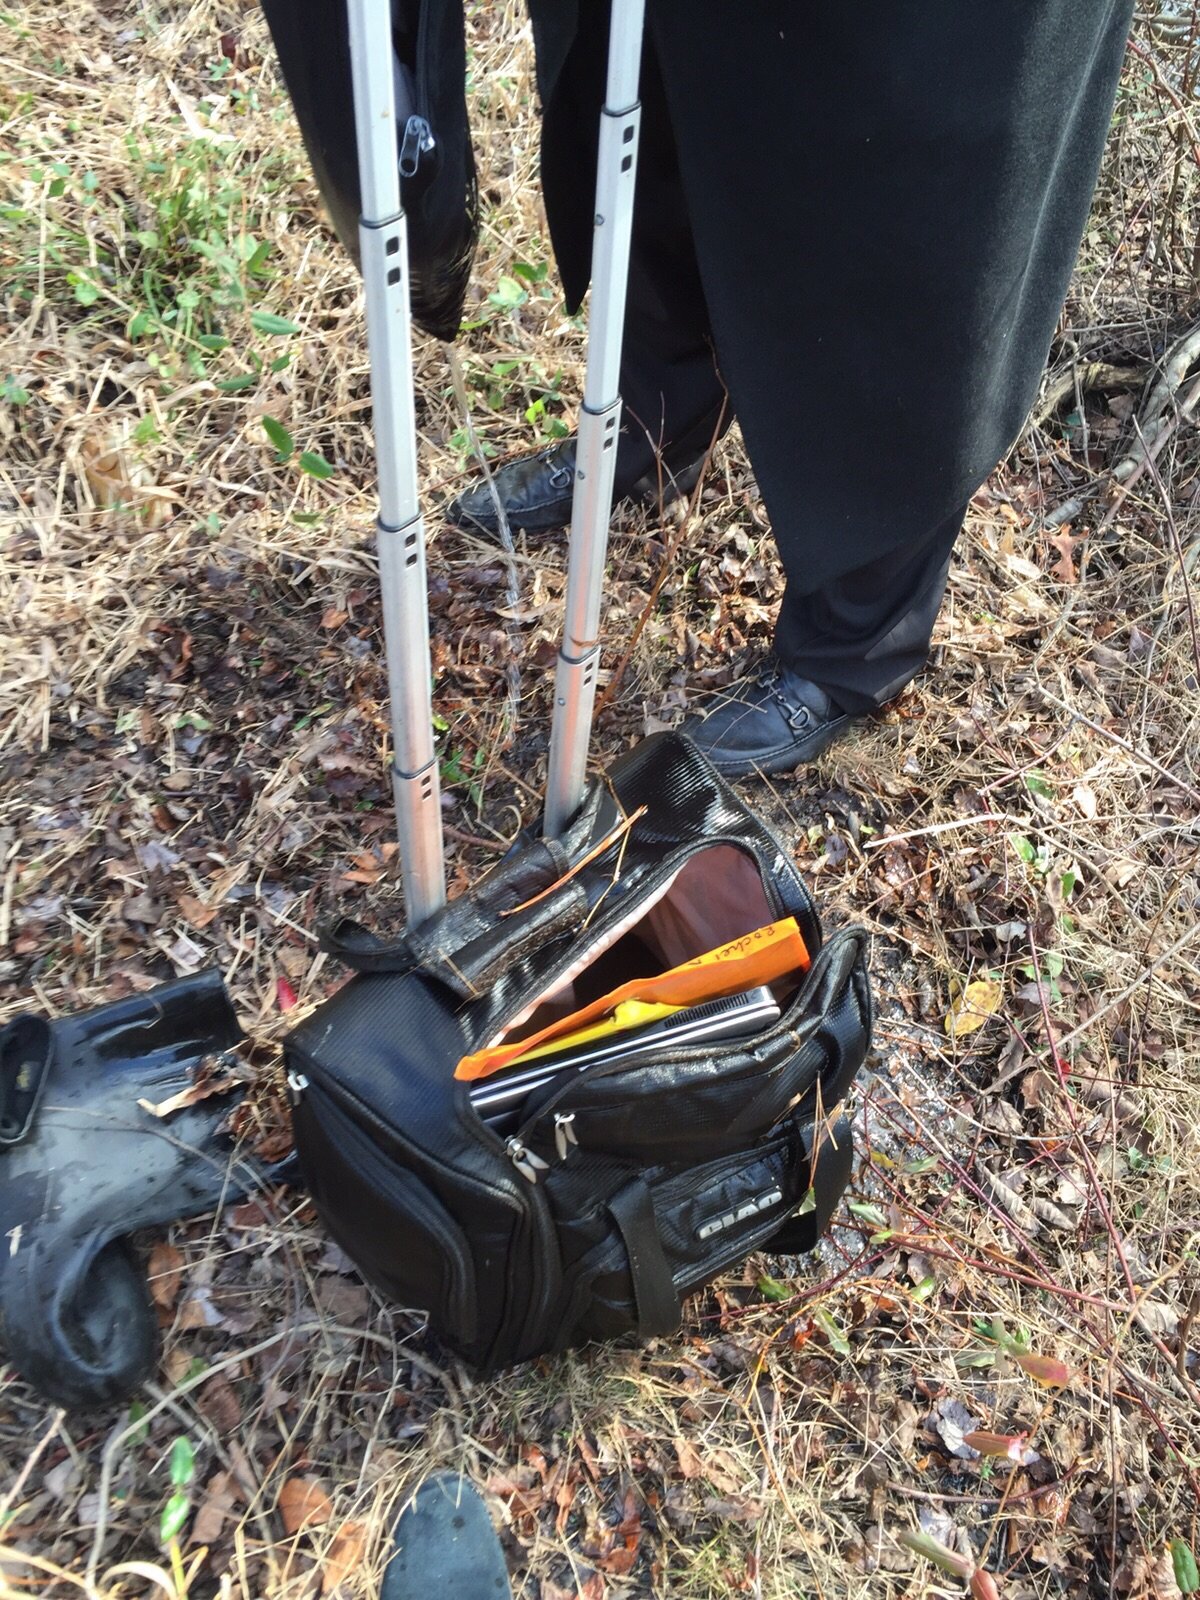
[284,733,871,1368]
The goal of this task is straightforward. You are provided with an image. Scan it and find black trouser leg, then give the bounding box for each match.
[540,5,729,484]
[539,2,1132,708]
[774,506,965,714]
[641,0,1132,708]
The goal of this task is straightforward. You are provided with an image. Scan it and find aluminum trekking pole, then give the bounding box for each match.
[544,0,646,839]
[347,0,445,924]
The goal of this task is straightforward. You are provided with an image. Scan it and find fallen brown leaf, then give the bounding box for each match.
[279,1477,334,1535]
[190,1471,237,1548]
[176,1295,223,1331]
[321,1520,366,1594]
[138,1073,241,1119]
[314,1275,371,1324]
[80,427,178,528]
[147,1242,185,1310]
[702,1494,762,1524]
[1010,1349,1072,1389]
[978,1164,1040,1235]
[944,977,1003,1039]
[198,1373,242,1433]
[555,1475,576,1535]
[963,1430,1040,1465]
[177,893,219,929]
[674,1436,704,1479]
[228,1199,270,1230]
[598,1545,638,1576]
[162,1346,194,1386]
[1046,528,1082,584]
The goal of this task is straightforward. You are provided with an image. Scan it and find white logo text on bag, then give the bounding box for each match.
[696,1187,784,1241]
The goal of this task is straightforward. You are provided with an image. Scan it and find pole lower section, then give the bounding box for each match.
[544,397,621,836]
[349,0,445,924]
[544,0,645,838]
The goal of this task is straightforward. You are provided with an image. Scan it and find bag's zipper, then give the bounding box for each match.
[398,115,434,179]
[506,1022,796,1175]
[502,929,858,1172]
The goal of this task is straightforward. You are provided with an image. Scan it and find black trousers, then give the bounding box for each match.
[539,3,1133,711]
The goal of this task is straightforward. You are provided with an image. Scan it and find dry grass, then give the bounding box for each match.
[3,3,1200,1597]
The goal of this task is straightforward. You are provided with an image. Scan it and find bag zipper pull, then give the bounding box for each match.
[505,1136,548,1183]
[286,1070,309,1105]
[398,114,435,179]
[554,1112,578,1162]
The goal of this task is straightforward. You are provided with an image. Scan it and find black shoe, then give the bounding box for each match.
[446,436,704,537]
[683,655,857,778]
[382,1474,512,1600]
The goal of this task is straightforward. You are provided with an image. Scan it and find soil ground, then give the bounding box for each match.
[2,5,1200,1597]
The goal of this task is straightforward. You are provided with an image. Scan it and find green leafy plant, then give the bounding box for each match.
[8,134,296,388]
[1011,832,1053,876]
[441,743,487,809]
[1020,949,1065,1004]
[161,1434,196,1545]
[487,274,528,313]
[262,416,294,461]
[298,450,336,479]
[260,418,337,480]
[1172,1540,1199,1595]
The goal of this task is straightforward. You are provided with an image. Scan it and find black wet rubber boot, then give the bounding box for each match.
[382,1474,512,1599]
[0,971,292,1409]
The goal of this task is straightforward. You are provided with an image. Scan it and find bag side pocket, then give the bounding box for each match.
[294,1084,478,1347]
[553,1132,813,1352]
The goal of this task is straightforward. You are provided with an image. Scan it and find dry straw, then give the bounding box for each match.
[2,2,1200,1596]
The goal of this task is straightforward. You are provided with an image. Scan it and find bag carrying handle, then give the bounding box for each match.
[543,0,647,837]
[320,771,620,996]
[609,1178,682,1338]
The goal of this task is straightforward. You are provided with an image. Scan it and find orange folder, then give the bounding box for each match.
[455,916,809,1083]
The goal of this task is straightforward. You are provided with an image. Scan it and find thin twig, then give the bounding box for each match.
[1034,682,1200,804]
[1112,318,1200,481]
[1137,421,1200,681]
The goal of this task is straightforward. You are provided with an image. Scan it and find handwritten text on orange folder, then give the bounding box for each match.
[454,916,809,1083]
